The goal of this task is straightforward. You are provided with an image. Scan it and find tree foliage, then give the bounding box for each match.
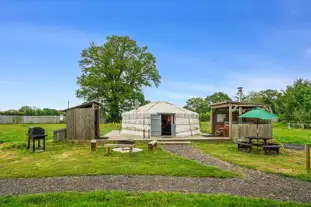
[76,36,161,122]
[244,89,283,114]
[206,92,231,105]
[199,112,210,122]
[183,79,311,124]
[281,79,311,122]
[184,92,231,119]
[0,106,60,116]
[183,97,209,114]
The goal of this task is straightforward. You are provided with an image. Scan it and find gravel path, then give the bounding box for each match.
[0,145,310,203]
[162,145,311,203]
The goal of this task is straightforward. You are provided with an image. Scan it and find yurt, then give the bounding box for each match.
[121,101,200,138]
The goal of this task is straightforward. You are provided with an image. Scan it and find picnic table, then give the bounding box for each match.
[245,136,272,148]
[236,136,280,155]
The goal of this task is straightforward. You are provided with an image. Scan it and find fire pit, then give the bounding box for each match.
[112,147,143,153]
[27,127,48,152]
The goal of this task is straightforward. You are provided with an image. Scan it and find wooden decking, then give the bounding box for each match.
[105,136,230,142]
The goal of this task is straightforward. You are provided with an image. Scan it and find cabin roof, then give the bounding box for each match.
[62,101,100,112]
[210,100,265,109]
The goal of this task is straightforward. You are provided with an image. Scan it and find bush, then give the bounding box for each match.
[199,112,210,122]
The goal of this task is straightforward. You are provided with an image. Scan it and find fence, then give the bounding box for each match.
[287,122,311,129]
[0,115,66,124]
[231,123,272,141]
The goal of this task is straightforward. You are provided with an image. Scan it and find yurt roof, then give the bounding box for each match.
[123,101,197,115]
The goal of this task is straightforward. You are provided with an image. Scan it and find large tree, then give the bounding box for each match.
[183,97,209,114]
[245,89,283,114]
[205,92,231,105]
[76,36,161,122]
[282,79,311,122]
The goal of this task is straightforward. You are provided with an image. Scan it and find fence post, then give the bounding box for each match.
[306,144,310,174]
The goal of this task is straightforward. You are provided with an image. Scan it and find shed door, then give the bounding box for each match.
[151,114,161,137]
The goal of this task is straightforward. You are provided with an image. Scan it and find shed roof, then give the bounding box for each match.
[62,101,100,112]
[210,100,265,109]
[123,101,197,115]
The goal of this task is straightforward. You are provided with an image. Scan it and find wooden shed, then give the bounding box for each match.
[62,101,100,140]
[210,101,273,140]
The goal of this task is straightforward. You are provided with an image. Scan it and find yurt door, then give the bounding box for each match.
[151,114,161,136]
[171,114,176,136]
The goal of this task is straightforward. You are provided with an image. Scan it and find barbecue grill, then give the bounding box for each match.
[27,127,48,152]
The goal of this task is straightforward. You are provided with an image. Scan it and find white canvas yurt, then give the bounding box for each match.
[121,101,200,138]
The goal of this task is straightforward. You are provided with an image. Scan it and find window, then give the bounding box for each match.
[217,114,227,123]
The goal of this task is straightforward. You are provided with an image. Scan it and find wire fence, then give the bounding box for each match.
[287,122,311,129]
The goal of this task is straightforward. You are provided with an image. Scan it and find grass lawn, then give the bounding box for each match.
[0,123,237,178]
[0,141,237,178]
[0,123,121,143]
[273,123,311,144]
[1,191,310,207]
[193,142,311,182]
[199,121,211,134]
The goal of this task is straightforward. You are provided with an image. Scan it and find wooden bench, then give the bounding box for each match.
[148,140,157,152]
[263,144,280,155]
[104,144,135,156]
[236,141,253,152]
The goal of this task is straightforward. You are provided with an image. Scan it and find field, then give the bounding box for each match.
[196,122,311,181]
[273,123,311,144]
[0,124,236,178]
[1,191,310,207]
[193,142,311,181]
[1,122,310,180]
[0,123,121,143]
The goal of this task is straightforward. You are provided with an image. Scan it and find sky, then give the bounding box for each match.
[1,0,311,110]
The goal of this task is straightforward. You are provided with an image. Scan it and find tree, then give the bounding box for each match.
[282,79,311,122]
[76,36,161,122]
[244,89,284,114]
[206,92,231,105]
[183,97,209,114]
[19,106,34,115]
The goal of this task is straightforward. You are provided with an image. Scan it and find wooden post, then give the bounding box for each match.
[306,144,310,174]
[210,108,214,134]
[91,139,97,152]
[238,106,243,123]
[229,105,232,139]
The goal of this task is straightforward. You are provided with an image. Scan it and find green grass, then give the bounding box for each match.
[193,142,311,182]
[0,123,121,143]
[199,121,211,134]
[1,191,310,207]
[0,123,237,178]
[0,141,237,178]
[273,122,311,144]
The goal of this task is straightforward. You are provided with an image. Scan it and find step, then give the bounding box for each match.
[157,141,191,145]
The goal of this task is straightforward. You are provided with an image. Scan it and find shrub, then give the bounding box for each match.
[199,112,210,122]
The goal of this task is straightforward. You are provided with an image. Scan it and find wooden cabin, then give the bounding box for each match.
[210,101,272,140]
[61,101,100,140]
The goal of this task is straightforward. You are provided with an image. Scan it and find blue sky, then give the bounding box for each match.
[1,0,311,110]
